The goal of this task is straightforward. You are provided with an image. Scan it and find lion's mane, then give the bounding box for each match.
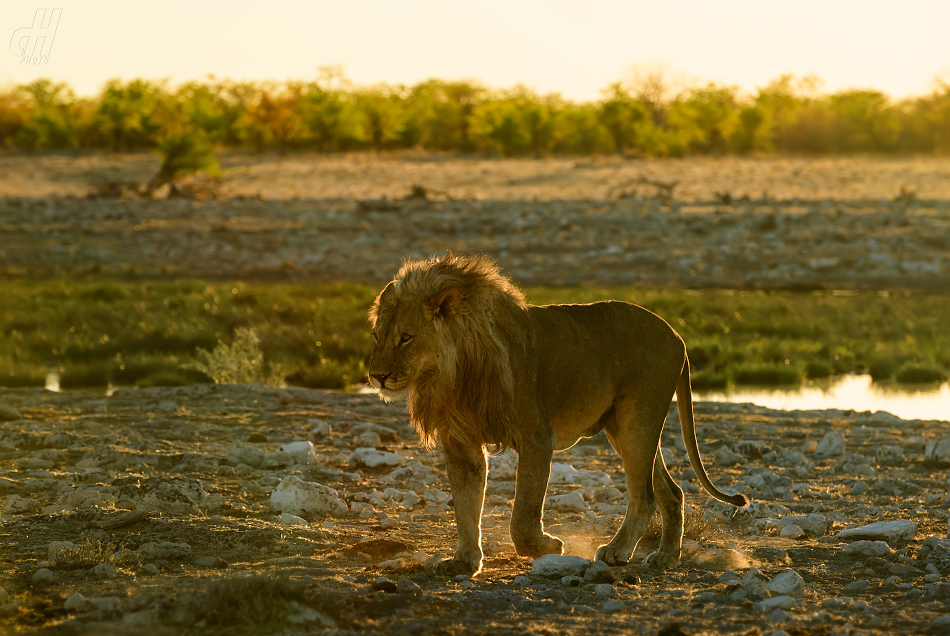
[375,253,527,450]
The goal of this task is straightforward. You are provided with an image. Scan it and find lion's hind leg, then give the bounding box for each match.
[595,400,668,566]
[643,448,684,569]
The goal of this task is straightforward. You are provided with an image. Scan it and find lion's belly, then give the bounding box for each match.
[548,397,616,450]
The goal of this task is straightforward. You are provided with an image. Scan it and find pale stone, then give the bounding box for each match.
[767,569,804,599]
[837,520,917,545]
[544,491,588,513]
[279,441,317,465]
[530,554,591,578]
[270,476,347,516]
[63,593,88,612]
[813,431,845,457]
[349,447,405,468]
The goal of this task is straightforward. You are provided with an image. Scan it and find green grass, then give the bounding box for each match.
[0,279,946,390]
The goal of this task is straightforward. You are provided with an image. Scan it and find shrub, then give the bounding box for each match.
[895,364,946,384]
[187,327,287,386]
[805,360,834,379]
[732,364,803,386]
[868,356,901,381]
[690,370,729,390]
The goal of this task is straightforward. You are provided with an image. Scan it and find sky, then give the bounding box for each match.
[2,1,949,100]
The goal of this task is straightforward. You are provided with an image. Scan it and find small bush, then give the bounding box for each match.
[895,364,946,384]
[805,360,834,379]
[733,364,803,386]
[187,327,287,386]
[869,356,901,381]
[48,538,132,570]
[690,370,729,390]
[0,362,46,387]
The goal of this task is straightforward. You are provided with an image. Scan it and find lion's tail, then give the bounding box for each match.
[676,355,749,508]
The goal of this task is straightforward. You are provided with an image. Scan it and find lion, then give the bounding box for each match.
[368,253,748,577]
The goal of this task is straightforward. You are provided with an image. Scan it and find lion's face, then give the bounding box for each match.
[368,283,460,400]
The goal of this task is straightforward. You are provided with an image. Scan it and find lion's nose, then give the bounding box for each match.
[370,372,390,387]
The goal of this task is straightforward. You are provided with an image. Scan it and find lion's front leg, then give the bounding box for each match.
[433,435,487,577]
[510,431,563,558]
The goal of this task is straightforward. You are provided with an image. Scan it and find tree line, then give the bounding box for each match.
[1,67,949,157]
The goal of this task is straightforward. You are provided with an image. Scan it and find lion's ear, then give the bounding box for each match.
[428,288,460,319]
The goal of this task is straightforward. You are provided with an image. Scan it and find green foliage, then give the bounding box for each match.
[188,327,287,385]
[147,129,219,192]
[2,70,950,155]
[895,364,946,384]
[0,281,946,391]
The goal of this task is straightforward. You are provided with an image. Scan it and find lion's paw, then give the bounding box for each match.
[594,544,630,566]
[513,532,563,558]
[432,557,480,578]
[643,550,680,569]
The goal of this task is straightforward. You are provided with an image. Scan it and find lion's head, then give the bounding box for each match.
[368,253,526,449]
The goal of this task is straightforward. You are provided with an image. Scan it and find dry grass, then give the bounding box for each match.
[47,538,134,570]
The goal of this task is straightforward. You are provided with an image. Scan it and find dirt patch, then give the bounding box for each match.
[1,384,948,634]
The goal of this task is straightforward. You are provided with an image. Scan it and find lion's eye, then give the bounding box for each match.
[400,333,413,345]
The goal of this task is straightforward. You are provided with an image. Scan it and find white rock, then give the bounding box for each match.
[349,447,405,468]
[91,563,117,579]
[6,494,38,514]
[544,491,588,513]
[755,596,796,613]
[776,514,829,537]
[741,568,769,592]
[139,541,191,560]
[278,512,308,526]
[842,540,891,557]
[488,453,517,481]
[530,554,591,578]
[550,463,583,484]
[308,418,331,438]
[602,599,624,613]
[63,593,88,612]
[813,431,845,457]
[926,437,950,465]
[594,583,614,596]
[780,525,804,539]
[286,601,336,628]
[837,520,917,545]
[270,476,347,517]
[355,432,382,447]
[715,444,745,466]
[875,446,904,465]
[32,568,56,583]
[423,488,451,505]
[279,441,317,465]
[767,569,805,599]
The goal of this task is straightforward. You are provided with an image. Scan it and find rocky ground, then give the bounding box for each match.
[0,153,948,289]
[2,384,950,635]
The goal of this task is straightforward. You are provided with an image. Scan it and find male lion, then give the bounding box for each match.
[368,253,747,577]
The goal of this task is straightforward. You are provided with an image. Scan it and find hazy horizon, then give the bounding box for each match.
[2,1,949,100]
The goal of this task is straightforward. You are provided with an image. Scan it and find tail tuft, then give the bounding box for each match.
[731,493,751,508]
